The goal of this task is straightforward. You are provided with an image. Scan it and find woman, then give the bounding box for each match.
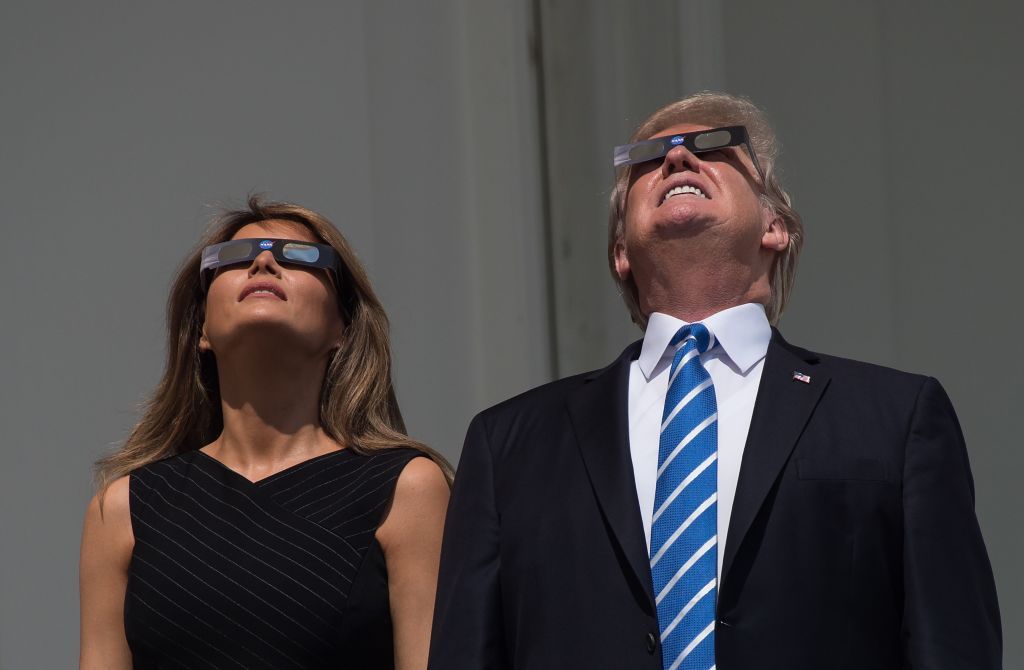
[80,197,451,669]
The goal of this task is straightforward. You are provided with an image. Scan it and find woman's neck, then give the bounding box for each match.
[204,343,341,476]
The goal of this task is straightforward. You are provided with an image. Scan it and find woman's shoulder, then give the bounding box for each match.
[340,446,435,495]
[389,456,449,500]
[82,475,134,560]
[359,448,448,499]
[86,475,131,523]
[128,450,200,481]
[273,447,444,536]
[124,450,207,511]
[385,456,449,526]
[376,455,449,554]
[341,446,442,488]
[351,445,425,465]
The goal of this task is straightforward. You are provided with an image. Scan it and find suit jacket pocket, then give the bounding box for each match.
[796,457,890,482]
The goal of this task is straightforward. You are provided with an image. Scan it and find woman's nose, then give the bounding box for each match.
[248,250,283,277]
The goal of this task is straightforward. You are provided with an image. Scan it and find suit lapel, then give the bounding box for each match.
[721,330,830,585]
[566,340,655,609]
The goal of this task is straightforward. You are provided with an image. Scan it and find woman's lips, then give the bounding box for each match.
[238,282,288,301]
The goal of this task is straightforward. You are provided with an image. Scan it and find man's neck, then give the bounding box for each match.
[630,243,772,324]
[639,274,769,324]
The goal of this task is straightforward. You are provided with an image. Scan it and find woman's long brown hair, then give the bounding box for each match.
[95,196,452,495]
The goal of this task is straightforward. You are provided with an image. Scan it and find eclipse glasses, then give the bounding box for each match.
[200,238,341,291]
[613,125,765,183]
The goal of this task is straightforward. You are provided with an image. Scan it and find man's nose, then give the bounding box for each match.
[248,250,283,277]
[661,145,701,177]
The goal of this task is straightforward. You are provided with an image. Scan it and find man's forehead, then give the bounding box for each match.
[646,122,712,141]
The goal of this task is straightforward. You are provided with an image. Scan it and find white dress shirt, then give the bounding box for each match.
[627,303,771,578]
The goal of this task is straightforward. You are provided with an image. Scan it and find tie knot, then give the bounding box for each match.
[669,322,715,355]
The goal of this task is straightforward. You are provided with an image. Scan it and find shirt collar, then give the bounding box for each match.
[637,303,772,380]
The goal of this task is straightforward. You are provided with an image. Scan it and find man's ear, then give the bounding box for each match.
[613,238,632,281]
[760,210,789,252]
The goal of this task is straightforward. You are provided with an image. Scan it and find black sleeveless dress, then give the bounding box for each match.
[124,447,422,669]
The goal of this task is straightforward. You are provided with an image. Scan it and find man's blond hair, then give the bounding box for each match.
[608,92,804,327]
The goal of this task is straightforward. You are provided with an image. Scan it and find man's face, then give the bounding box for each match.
[614,122,787,296]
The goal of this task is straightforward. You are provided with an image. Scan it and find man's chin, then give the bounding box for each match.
[650,212,716,239]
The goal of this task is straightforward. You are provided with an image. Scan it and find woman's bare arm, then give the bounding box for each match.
[80,475,134,669]
[377,458,450,670]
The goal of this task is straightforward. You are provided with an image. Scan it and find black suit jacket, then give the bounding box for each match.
[429,331,1001,669]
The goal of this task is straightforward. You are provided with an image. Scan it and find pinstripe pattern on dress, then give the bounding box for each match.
[125,447,420,669]
[650,323,718,670]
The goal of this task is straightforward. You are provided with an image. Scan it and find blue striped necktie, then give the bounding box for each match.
[651,323,718,670]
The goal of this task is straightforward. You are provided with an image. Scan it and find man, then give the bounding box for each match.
[429,92,1001,669]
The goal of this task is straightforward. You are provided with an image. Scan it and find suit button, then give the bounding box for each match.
[646,632,657,654]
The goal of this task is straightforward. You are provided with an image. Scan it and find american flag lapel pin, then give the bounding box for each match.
[792,371,811,384]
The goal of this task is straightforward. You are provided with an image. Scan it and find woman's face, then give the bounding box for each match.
[199,220,345,358]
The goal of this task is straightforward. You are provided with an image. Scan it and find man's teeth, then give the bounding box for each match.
[663,185,707,203]
[252,289,277,295]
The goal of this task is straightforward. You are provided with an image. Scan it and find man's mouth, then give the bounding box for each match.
[662,185,708,204]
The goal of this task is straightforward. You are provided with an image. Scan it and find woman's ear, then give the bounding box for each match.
[198,322,212,353]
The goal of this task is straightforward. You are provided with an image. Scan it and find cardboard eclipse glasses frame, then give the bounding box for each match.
[200,238,341,292]
[613,125,765,183]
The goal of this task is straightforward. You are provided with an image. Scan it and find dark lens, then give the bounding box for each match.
[217,240,255,263]
[694,129,734,151]
[282,242,320,263]
[628,141,668,164]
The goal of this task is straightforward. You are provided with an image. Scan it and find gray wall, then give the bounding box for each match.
[1,0,1020,666]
